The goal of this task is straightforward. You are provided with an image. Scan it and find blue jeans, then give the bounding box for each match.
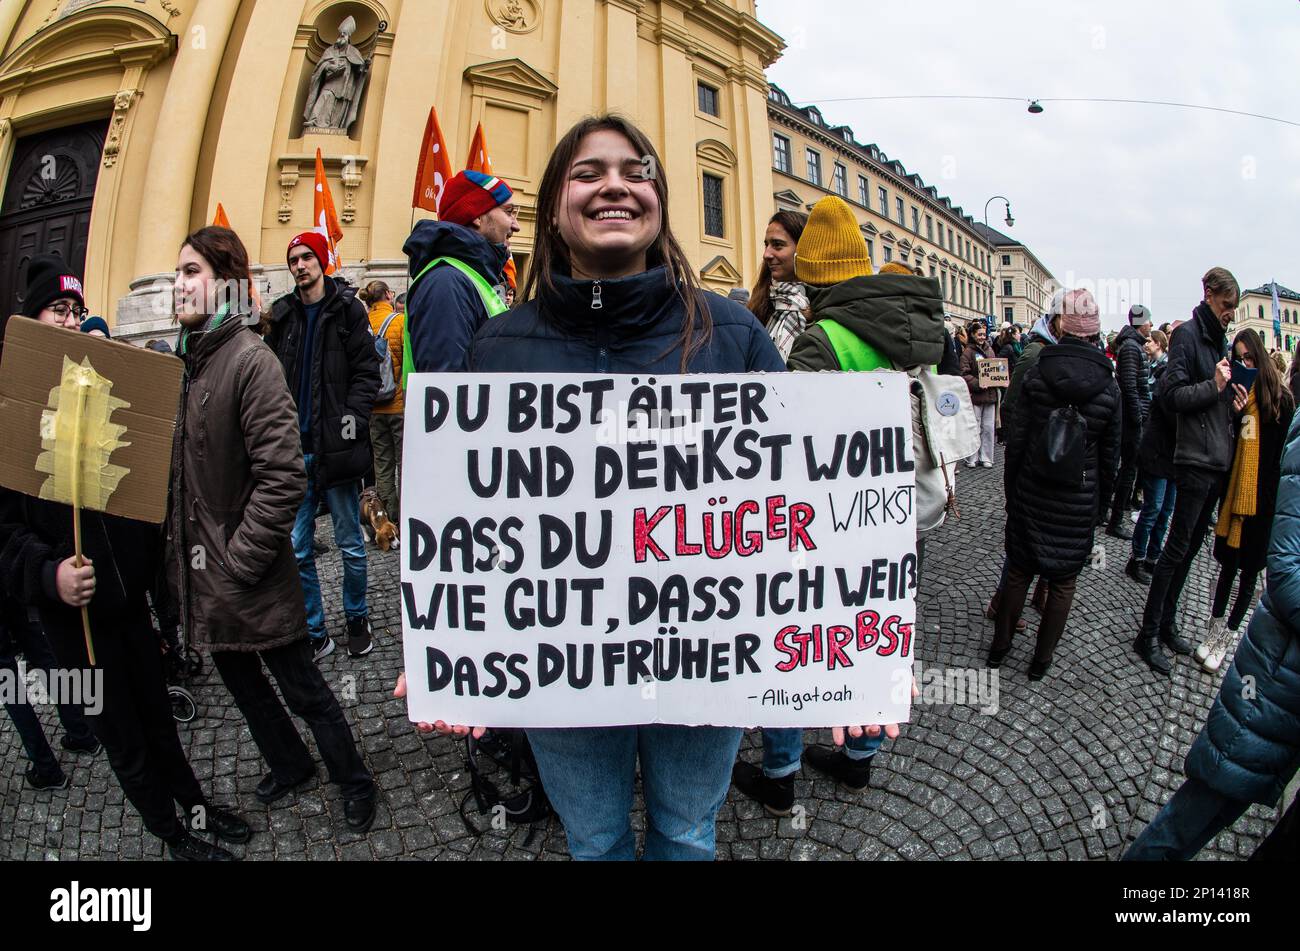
[1132,474,1177,563]
[761,728,883,778]
[526,725,741,861]
[292,454,367,640]
[1123,776,1251,861]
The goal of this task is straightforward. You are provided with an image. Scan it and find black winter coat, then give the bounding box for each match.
[1138,361,1176,480]
[1113,324,1151,446]
[471,265,786,375]
[938,329,962,376]
[1162,303,1233,473]
[266,277,380,489]
[1004,337,1121,579]
[0,489,160,643]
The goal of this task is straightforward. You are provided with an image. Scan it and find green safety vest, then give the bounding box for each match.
[818,318,891,371]
[819,318,938,374]
[401,256,508,390]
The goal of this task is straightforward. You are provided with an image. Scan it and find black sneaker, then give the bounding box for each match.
[189,804,252,844]
[255,769,314,805]
[1028,658,1053,681]
[347,617,373,658]
[1160,631,1194,656]
[731,761,795,817]
[803,745,873,791]
[24,765,69,791]
[344,791,377,833]
[1106,516,1134,541]
[1124,557,1152,585]
[1135,638,1173,675]
[311,636,335,662]
[60,733,101,755]
[167,830,236,861]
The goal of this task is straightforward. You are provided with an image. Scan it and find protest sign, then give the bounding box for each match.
[401,372,917,728]
[0,317,182,524]
[977,357,1009,388]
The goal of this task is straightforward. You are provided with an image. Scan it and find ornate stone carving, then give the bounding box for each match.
[340,157,364,224]
[303,17,371,135]
[102,89,137,169]
[278,162,301,223]
[486,0,540,35]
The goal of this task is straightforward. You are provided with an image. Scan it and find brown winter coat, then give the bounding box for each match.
[960,340,999,405]
[168,316,308,652]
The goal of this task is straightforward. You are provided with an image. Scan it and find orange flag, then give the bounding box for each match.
[412,107,455,214]
[212,203,231,228]
[466,122,493,175]
[465,123,515,290]
[313,149,344,274]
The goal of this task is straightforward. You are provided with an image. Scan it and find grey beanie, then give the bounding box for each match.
[1128,304,1153,326]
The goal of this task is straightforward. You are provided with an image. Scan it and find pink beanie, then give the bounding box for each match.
[1056,288,1100,337]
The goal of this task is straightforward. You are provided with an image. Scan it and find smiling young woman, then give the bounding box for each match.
[397,115,788,861]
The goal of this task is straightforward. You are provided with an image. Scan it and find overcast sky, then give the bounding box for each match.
[758,0,1300,331]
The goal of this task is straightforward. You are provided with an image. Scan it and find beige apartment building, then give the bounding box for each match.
[766,84,995,324]
[0,0,784,342]
[975,222,1056,328]
[1231,282,1300,357]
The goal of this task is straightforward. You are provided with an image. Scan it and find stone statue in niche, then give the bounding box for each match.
[303,16,370,134]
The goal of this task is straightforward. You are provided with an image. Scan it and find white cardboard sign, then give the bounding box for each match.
[400,372,917,728]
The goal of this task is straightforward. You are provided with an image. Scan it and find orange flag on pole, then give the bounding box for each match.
[212,203,231,229]
[465,123,515,290]
[466,122,493,175]
[412,107,455,214]
[313,149,344,274]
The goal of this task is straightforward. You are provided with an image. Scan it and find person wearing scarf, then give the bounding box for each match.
[1198,329,1296,671]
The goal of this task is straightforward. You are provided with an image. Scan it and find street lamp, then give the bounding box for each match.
[983,196,1014,324]
[985,196,1013,229]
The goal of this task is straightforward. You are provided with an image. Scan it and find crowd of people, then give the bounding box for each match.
[1,113,1297,862]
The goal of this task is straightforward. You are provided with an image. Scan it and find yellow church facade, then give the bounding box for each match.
[0,0,783,342]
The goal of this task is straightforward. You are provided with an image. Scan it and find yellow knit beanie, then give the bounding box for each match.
[795,196,873,285]
[878,262,916,275]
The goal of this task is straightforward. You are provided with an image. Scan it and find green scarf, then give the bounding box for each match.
[179,302,232,356]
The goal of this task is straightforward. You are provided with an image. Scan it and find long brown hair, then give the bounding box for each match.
[747,210,807,327]
[522,114,709,371]
[179,226,259,320]
[1234,328,1293,424]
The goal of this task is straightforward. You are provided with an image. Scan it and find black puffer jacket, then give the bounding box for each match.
[1162,303,1233,473]
[1113,324,1151,443]
[1005,337,1121,579]
[266,277,380,489]
[1138,361,1176,480]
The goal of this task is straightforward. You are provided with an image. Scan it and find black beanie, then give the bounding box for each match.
[20,254,85,318]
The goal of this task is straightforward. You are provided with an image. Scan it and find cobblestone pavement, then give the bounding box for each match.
[1,447,1280,860]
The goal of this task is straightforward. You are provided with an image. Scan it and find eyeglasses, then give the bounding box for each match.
[48,303,89,321]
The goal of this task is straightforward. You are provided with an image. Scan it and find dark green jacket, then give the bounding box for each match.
[787,274,945,371]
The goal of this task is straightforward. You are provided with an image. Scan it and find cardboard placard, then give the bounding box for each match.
[0,317,183,524]
[978,357,1009,388]
[401,372,918,729]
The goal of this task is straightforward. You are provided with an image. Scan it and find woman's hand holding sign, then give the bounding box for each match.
[393,672,485,739]
[833,676,917,746]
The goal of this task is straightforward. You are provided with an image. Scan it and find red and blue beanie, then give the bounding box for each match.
[439,169,513,226]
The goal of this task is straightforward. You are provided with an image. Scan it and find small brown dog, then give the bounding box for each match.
[360,487,399,552]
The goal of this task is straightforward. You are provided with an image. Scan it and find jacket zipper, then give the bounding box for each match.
[591,281,603,311]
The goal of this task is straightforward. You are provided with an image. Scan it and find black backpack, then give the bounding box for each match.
[459,730,552,846]
[1035,403,1087,483]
